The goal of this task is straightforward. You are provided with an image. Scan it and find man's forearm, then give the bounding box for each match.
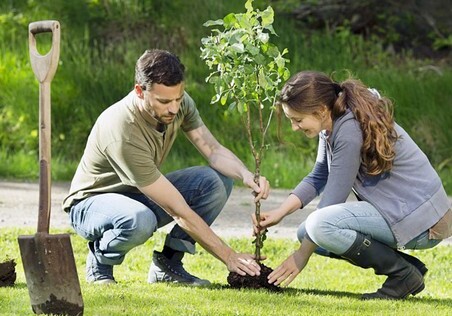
[172,206,234,264]
[208,146,252,181]
[139,176,235,264]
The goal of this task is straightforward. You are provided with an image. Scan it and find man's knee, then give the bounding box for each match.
[201,166,233,192]
[119,208,157,246]
[197,167,233,204]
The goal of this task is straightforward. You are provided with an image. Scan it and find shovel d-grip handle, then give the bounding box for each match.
[29,20,60,233]
[29,20,60,83]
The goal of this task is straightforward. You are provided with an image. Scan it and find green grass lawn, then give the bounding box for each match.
[1,228,451,315]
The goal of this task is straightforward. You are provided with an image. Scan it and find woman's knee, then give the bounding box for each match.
[305,205,344,246]
[297,221,307,242]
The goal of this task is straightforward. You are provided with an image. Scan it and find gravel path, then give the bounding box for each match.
[1,180,450,245]
[0,180,312,240]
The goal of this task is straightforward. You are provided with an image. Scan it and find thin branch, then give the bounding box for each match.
[239,99,257,161]
[263,106,274,137]
[258,100,265,140]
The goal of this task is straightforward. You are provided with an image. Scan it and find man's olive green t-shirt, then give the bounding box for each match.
[62,91,204,211]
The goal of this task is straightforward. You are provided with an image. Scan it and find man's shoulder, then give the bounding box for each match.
[97,93,135,123]
[93,92,140,143]
[181,91,196,109]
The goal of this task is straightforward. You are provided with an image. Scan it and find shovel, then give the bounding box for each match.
[18,20,84,316]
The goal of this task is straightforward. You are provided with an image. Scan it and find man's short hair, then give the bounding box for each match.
[135,49,185,90]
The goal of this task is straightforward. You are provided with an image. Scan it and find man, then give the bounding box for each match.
[63,49,269,285]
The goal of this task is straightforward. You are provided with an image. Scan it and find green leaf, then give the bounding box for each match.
[258,68,269,90]
[275,54,285,68]
[245,0,253,13]
[261,6,274,28]
[245,44,260,56]
[265,25,277,36]
[266,44,279,57]
[243,64,255,75]
[206,73,219,84]
[230,29,246,44]
[223,13,237,28]
[230,42,245,53]
[283,69,291,80]
[257,32,269,44]
[203,19,224,27]
[233,77,242,89]
[220,92,229,105]
[211,94,219,104]
[254,53,266,65]
[237,101,250,114]
[236,14,252,30]
[222,74,233,86]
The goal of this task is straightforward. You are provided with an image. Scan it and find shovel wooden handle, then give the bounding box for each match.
[29,21,60,233]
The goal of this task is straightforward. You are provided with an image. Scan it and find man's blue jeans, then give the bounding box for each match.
[69,166,233,266]
[297,201,441,256]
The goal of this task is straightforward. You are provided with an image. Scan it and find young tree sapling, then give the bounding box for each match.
[201,0,290,289]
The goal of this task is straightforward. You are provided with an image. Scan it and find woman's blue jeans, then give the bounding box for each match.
[298,201,441,256]
[69,166,233,265]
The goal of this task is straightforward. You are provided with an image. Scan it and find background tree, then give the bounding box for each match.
[274,0,452,60]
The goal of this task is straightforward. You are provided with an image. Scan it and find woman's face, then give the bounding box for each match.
[282,104,329,138]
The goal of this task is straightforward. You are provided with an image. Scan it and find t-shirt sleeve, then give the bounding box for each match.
[104,140,161,188]
[180,92,204,132]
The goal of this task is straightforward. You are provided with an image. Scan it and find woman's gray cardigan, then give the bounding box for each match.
[292,110,450,247]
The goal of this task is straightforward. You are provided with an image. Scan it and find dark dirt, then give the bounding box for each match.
[32,293,84,316]
[0,259,16,287]
[227,262,280,291]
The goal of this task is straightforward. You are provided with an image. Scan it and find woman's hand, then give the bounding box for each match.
[267,249,308,287]
[268,238,317,287]
[252,209,286,235]
[252,194,303,235]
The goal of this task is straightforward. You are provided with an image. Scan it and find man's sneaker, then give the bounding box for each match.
[86,242,116,285]
[147,250,211,286]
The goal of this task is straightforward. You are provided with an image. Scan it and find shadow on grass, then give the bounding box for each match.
[205,282,452,305]
[204,283,357,298]
[7,282,28,290]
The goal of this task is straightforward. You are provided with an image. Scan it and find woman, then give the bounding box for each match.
[254,71,451,299]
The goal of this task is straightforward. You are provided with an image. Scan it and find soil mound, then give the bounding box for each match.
[0,259,16,287]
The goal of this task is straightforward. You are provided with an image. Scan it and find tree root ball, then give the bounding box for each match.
[0,259,16,287]
[227,263,280,291]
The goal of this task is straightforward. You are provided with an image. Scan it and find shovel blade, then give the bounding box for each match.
[18,233,84,315]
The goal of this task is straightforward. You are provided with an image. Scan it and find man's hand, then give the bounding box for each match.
[242,173,270,202]
[226,252,262,276]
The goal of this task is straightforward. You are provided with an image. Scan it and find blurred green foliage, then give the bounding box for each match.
[0,0,450,193]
